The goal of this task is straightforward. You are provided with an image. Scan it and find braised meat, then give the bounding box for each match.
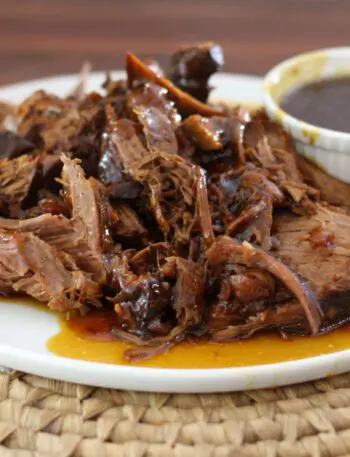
[276,204,350,298]
[0,230,100,311]
[1,42,350,361]
[182,115,228,151]
[297,155,350,210]
[0,130,35,159]
[0,155,39,216]
[206,236,321,338]
[126,52,224,117]
[98,108,143,199]
[169,42,224,102]
[17,89,105,177]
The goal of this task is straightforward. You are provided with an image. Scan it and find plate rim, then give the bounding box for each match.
[0,337,347,392]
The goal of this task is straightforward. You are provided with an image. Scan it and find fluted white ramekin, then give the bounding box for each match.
[263,47,350,183]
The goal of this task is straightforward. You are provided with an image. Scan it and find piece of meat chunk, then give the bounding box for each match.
[276,204,350,298]
[17,90,105,177]
[111,254,205,361]
[169,41,224,102]
[98,107,146,199]
[111,253,173,336]
[206,236,322,336]
[297,155,350,211]
[101,114,214,246]
[0,130,35,160]
[0,230,100,311]
[126,52,224,117]
[182,115,227,151]
[0,155,38,215]
[0,213,107,282]
[208,166,283,250]
[112,202,148,244]
[129,242,175,275]
[17,90,77,143]
[162,257,205,330]
[126,82,180,129]
[21,190,70,219]
[275,203,350,332]
[61,156,118,282]
[243,110,319,214]
[130,151,214,245]
[132,105,178,155]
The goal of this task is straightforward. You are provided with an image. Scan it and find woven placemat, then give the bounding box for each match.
[1,371,350,457]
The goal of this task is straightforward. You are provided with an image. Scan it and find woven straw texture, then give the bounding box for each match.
[2,371,350,456]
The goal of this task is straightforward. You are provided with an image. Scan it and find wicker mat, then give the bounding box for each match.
[2,371,350,457]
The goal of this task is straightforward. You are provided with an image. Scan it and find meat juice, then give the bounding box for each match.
[47,306,350,369]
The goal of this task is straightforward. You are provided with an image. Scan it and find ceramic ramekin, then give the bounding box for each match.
[263,47,350,183]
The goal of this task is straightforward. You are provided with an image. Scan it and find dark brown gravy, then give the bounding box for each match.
[280,77,350,132]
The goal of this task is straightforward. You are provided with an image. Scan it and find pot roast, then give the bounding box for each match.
[0,42,349,360]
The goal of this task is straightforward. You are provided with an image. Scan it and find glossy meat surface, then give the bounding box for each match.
[0,42,348,360]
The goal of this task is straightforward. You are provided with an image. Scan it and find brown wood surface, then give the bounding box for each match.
[0,0,348,85]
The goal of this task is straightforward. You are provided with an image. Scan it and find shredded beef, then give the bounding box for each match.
[0,155,38,215]
[61,156,115,282]
[0,130,35,159]
[297,155,350,210]
[0,230,100,311]
[1,42,350,360]
[206,236,322,336]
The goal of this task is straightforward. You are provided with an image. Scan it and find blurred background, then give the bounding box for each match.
[0,0,348,84]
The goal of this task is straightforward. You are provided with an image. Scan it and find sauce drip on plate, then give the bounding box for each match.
[1,297,350,369]
[47,308,350,369]
[280,77,350,132]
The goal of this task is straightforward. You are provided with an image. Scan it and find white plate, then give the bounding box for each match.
[0,72,348,393]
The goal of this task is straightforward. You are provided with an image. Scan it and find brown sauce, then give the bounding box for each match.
[280,77,350,132]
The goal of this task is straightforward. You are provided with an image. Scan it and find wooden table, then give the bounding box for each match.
[0,0,348,85]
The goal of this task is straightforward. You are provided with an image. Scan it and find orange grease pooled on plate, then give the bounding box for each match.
[47,309,350,369]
